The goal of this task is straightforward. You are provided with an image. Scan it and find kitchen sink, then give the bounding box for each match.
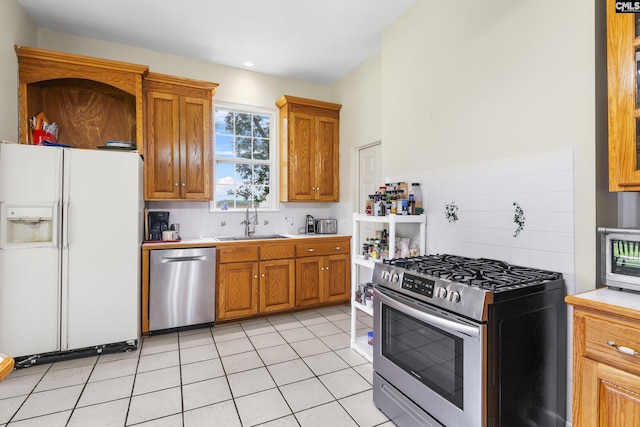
[215,234,290,241]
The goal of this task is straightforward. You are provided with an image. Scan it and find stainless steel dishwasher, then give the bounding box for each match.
[149,247,216,332]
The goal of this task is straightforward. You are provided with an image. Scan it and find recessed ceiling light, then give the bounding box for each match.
[244,61,254,67]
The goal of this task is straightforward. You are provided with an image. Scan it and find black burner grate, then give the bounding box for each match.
[384,254,562,292]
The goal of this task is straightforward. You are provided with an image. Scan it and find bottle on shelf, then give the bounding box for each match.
[411,183,423,214]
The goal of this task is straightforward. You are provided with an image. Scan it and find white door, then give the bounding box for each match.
[0,144,62,356]
[62,149,142,350]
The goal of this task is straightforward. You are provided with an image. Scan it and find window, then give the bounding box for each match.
[212,103,277,210]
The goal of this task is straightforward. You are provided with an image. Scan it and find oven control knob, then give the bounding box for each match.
[448,291,460,303]
[382,270,391,280]
[435,287,448,299]
[391,273,400,282]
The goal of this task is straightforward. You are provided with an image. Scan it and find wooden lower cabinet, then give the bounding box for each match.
[566,293,640,426]
[295,239,350,308]
[296,256,323,307]
[218,261,259,320]
[260,259,295,313]
[217,243,296,322]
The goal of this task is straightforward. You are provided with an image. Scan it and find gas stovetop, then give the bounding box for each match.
[382,254,562,292]
[373,254,565,322]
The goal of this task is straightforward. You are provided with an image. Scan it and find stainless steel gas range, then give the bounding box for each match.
[371,254,567,427]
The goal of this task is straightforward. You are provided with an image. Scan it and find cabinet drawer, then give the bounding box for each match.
[218,245,259,263]
[296,240,349,257]
[585,314,640,375]
[260,243,295,260]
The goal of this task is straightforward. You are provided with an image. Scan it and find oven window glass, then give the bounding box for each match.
[382,305,464,409]
[611,239,640,277]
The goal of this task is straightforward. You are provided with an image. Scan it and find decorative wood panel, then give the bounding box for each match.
[16,46,147,153]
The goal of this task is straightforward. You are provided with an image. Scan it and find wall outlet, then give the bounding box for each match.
[285,217,294,226]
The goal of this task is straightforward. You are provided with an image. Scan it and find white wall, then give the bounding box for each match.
[332,52,383,232]
[380,0,596,294]
[0,0,37,142]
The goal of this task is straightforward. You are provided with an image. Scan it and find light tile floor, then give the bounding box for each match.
[0,305,391,427]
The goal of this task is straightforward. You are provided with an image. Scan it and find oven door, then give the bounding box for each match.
[373,286,485,427]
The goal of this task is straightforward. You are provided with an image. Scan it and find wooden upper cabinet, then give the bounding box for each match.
[277,95,341,202]
[143,73,218,200]
[606,0,640,190]
[15,46,148,153]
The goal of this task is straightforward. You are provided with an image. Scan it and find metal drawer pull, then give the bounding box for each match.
[607,341,639,356]
[334,247,341,250]
[306,249,315,252]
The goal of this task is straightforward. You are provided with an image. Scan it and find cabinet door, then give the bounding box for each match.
[145,91,181,199]
[179,96,211,200]
[606,0,640,190]
[296,256,323,307]
[315,116,339,201]
[574,357,640,427]
[324,254,350,302]
[260,259,295,313]
[288,112,315,201]
[217,262,259,321]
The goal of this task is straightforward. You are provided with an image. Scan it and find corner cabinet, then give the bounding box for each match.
[276,95,341,202]
[566,292,640,426]
[606,0,640,191]
[143,73,218,200]
[350,213,426,361]
[16,46,148,152]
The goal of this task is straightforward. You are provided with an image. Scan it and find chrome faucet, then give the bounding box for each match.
[243,205,258,237]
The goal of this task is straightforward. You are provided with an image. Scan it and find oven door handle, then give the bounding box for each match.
[375,287,480,338]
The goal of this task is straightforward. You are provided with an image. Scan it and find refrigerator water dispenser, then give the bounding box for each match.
[0,203,55,247]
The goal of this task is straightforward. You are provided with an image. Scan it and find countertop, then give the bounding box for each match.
[142,233,352,250]
[565,287,640,321]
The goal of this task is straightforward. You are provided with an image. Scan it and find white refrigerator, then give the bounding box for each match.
[0,143,143,359]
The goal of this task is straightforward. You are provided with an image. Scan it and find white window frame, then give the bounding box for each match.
[209,101,279,212]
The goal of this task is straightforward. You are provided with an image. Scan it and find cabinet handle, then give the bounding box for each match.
[174,182,179,187]
[607,341,639,356]
[312,186,316,190]
[306,249,315,252]
[325,266,329,270]
[321,267,325,271]
[261,273,266,278]
[254,275,258,279]
[334,247,341,250]
[182,183,186,187]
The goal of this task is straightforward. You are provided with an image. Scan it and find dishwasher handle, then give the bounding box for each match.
[161,255,208,263]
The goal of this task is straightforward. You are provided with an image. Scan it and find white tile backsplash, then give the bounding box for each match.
[146,201,338,239]
[399,150,575,281]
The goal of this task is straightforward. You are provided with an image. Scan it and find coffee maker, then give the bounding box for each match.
[148,211,169,241]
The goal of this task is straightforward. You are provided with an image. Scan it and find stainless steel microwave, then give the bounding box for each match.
[314,219,337,234]
[600,227,640,292]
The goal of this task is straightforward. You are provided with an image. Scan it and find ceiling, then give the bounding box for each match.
[17,0,417,85]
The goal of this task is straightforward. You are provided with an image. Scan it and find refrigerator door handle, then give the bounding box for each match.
[52,201,60,248]
[62,201,69,248]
